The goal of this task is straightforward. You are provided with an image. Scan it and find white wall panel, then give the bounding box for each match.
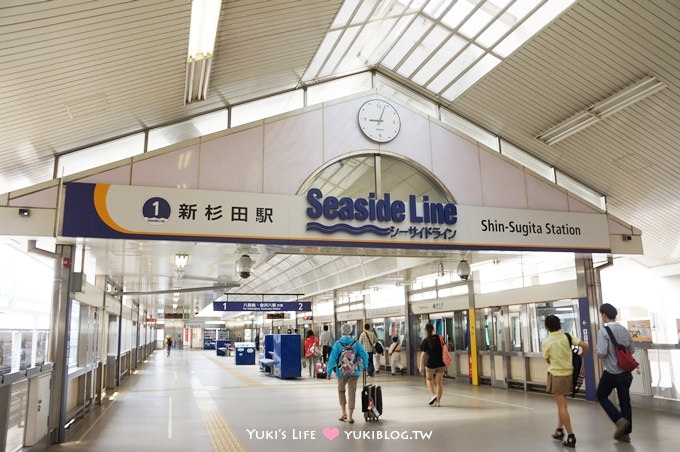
[131,145,199,189]
[75,165,132,186]
[381,104,432,171]
[0,207,55,236]
[430,123,483,205]
[9,186,58,208]
[568,196,598,213]
[608,218,633,235]
[264,110,323,194]
[323,97,372,163]
[479,150,527,208]
[199,127,264,193]
[525,173,568,211]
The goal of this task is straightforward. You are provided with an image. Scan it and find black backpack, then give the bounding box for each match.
[565,333,584,397]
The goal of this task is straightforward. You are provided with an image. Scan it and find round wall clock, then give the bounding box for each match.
[358,100,401,143]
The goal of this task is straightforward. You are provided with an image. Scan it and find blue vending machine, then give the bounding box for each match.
[234,342,256,365]
[272,334,301,379]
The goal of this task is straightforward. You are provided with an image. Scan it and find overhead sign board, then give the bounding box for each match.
[62,183,611,253]
[213,301,312,312]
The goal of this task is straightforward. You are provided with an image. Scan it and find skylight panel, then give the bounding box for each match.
[427,43,484,93]
[397,25,450,78]
[362,16,413,65]
[350,0,377,25]
[441,53,500,101]
[412,34,467,85]
[423,0,452,19]
[442,0,480,29]
[319,26,361,78]
[332,0,359,29]
[382,16,433,70]
[355,18,399,66]
[335,25,378,74]
[476,0,540,48]
[494,0,575,57]
[302,30,341,81]
[459,0,511,39]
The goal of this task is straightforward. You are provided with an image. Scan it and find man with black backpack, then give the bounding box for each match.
[542,315,589,448]
[596,303,635,443]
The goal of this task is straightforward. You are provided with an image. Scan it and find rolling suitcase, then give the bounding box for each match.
[315,362,327,378]
[361,370,382,422]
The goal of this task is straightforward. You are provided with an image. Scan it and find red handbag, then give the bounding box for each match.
[605,326,639,372]
[439,335,452,366]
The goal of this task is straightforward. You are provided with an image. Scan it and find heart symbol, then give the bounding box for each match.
[323,427,339,441]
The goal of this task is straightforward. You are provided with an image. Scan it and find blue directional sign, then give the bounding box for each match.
[212,301,312,312]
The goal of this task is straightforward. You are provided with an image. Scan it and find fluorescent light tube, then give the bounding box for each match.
[537,75,666,145]
[188,0,222,61]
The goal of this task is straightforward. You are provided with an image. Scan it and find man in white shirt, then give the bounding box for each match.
[319,325,334,363]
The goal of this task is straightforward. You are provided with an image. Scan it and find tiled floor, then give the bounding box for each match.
[41,349,680,451]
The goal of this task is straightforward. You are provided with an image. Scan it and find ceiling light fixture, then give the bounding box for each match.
[184,0,222,104]
[537,75,667,145]
[175,253,189,268]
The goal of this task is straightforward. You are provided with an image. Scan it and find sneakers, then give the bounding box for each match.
[428,396,437,406]
[614,419,630,440]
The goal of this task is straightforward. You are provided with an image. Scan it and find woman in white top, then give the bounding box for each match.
[388,336,405,375]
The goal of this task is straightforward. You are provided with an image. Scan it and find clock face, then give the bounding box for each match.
[358,100,401,143]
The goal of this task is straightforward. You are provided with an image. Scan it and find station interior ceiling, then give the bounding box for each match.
[2,1,679,319]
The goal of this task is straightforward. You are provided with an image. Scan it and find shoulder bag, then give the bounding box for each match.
[604,326,639,372]
[439,335,452,366]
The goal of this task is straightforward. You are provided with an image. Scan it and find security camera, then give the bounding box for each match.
[457,259,471,281]
[236,254,253,279]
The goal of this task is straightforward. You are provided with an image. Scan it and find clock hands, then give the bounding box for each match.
[369,105,387,124]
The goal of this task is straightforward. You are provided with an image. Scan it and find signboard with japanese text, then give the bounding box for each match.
[61,183,611,252]
[213,301,312,312]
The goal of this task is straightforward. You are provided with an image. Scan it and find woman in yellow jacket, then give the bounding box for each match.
[542,315,589,448]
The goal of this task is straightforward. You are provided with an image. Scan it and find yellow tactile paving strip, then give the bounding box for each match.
[193,389,247,452]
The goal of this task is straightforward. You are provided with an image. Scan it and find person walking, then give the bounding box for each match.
[388,336,405,375]
[418,323,446,407]
[165,335,173,357]
[304,329,321,377]
[319,325,334,363]
[359,323,378,377]
[542,315,589,448]
[596,303,634,443]
[327,323,369,424]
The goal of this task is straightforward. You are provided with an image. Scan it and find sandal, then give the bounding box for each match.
[552,428,564,440]
[562,433,576,448]
[348,419,354,424]
[338,415,347,422]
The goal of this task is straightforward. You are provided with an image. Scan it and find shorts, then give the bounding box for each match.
[425,366,446,379]
[546,373,572,396]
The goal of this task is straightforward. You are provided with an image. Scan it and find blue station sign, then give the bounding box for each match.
[212,301,312,312]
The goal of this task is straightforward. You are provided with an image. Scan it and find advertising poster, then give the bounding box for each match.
[0,332,11,374]
[628,319,652,342]
[35,331,48,365]
[20,331,33,369]
[677,319,680,344]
